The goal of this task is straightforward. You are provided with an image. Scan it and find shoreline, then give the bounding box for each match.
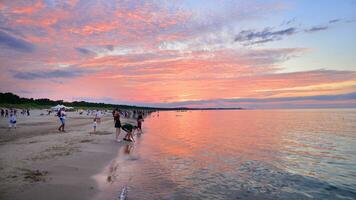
[0,110,132,200]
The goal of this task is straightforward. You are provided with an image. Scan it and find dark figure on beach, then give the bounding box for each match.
[57,108,66,132]
[13,109,17,116]
[1,109,4,117]
[27,109,30,116]
[137,114,144,133]
[122,123,137,142]
[113,108,121,142]
[5,110,8,117]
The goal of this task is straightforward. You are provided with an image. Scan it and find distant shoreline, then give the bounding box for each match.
[0,92,243,111]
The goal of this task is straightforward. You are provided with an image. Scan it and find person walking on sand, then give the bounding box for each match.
[113,108,121,142]
[95,110,102,124]
[57,108,66,132]
[8,112,17,130]
[1,109,4,117]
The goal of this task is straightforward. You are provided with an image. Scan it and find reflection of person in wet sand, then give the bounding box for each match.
[124,144,134,154]
[122,124,137,142]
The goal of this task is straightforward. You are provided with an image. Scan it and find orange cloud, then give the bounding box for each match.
[11,1,45,14]
[68,21,120,35]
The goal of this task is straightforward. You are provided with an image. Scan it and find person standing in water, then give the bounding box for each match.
[137,114,144,133]
[113,108,121,142]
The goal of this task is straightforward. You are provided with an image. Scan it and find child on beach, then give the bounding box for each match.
[92,118,97,133]
[121,123,138,142]
[8,113,17,129]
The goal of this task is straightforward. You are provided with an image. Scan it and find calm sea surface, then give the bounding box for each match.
[94,110,356,200]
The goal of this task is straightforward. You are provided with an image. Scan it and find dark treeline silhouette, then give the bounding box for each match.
[0,92,158,110]
[0,92,243,110]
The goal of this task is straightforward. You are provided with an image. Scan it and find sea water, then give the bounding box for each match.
[94,109,356,200]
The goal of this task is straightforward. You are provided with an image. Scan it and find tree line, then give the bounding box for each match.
[0,92,160,110]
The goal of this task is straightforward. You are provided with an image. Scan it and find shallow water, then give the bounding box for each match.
[94,109,356,200]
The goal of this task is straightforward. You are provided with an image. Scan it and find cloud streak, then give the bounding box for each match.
[305,26,329,33]
[234,27,297,45]
[234,18,342,46]
[0,30,35,52]
[12,68,91,80]
[76,47,93,55]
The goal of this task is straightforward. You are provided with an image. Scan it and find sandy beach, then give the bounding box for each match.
[0,110,134,200]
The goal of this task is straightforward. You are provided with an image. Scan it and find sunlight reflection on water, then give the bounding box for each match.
[94,109,356,200]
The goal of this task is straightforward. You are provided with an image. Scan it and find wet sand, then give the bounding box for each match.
[0,110,132,200]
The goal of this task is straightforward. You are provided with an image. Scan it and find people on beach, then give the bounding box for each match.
[95,110,102,124]
[5,109,8,117]
[8,112,17,129]
[137,114,144,133]
[121,123,137,142]
[27,109,30,116]
[1,109,4,117]
[92,118,97,133]
[113,108,121,142]
[57,108,66,132]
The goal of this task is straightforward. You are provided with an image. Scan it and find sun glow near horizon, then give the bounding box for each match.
[0,0,355,108]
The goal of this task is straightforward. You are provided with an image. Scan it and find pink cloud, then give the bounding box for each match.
[11,1,45,14]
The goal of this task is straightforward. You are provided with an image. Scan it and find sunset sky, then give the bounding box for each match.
[0,0,355,108]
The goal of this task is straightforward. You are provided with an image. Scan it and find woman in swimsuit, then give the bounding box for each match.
[113,108,121,142]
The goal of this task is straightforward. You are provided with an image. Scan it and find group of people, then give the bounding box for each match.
[52,107,152,144]
[1,108,30,118]
[57,108,102,133]
[113,108,145,143]
[1,108,20,130]
[2,107,151,137]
